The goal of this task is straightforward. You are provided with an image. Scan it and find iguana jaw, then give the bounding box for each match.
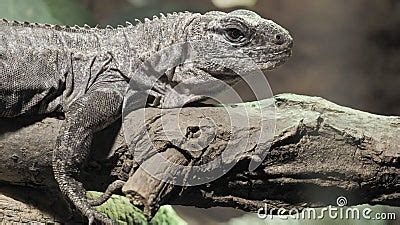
[259,49,292,71]
[245,44,293,71]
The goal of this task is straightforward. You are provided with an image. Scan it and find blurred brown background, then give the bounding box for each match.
[1,0,399,224]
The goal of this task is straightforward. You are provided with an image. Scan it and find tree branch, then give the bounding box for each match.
[0,94,399,221]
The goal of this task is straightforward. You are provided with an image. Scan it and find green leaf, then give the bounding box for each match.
[87,191,187,225]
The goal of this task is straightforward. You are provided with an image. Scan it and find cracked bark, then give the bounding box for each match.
[0,93,399,222]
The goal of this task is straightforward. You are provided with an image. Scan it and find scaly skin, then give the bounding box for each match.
[0,10,293,224]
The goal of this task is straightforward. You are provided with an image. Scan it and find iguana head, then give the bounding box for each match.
[126,10,293,109]
[184,9,293,82]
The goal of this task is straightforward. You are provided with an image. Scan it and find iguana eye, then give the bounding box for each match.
[224,27,245,42]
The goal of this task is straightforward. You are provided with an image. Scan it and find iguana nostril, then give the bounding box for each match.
[275,34,285,45]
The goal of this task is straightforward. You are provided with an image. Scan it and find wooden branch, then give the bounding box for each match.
[0,94,399,221]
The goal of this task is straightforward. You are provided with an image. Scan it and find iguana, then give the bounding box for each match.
[0,10,293,224]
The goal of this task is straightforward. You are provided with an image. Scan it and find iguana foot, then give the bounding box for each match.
[53,171,116,224]
[89,180,126,206]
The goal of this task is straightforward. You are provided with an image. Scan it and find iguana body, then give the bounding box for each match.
[0,10,293,224]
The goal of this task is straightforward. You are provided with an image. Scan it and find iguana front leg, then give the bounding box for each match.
[53,89,124,224]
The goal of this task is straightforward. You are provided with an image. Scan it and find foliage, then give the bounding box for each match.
[87,191,187,225]
[0,0,93,25]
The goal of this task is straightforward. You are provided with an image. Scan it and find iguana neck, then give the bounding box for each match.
[126,12,200,60]
[115,11,201,79]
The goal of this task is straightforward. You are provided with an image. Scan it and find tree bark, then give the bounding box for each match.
[0,93,399,221]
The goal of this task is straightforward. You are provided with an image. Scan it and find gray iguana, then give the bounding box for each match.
[0,10,293,224]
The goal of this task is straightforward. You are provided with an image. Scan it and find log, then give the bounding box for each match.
[0,93,399,221]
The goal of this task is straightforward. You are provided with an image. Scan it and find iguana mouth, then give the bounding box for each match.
[257,48,292,70]
[266,48,292,59]
[272,49,292,56]
[243,47,292,67]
